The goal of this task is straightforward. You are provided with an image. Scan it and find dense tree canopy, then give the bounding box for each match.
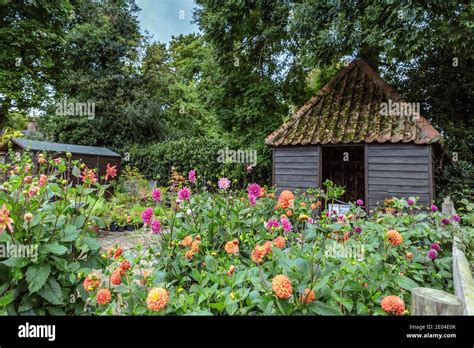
[0,0,472,198]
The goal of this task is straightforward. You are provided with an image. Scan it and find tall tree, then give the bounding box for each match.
[0,0,73,129]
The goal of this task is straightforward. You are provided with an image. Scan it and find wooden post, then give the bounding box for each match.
[411,287,463,315]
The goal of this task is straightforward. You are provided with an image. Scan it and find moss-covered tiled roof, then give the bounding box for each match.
[266,59,441,146]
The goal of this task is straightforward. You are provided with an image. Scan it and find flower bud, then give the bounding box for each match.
[24,213,33,221]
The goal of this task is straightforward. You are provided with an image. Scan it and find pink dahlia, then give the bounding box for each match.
[178,187,191,201]
[152,188,161,202]
[188,170,196,184]
[427,249,438,260]
[142,208,153,225]
[281,217,292,233]
[247,183,262,199]
[266,219,280,231]
[407,198,415,206]
[452,215,461,222]
[430,204,438,212]
[356,199,364,206]
[430,243,441,252]
[151,220,161,234]
[218,177,231,190]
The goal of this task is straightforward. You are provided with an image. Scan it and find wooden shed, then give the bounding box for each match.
[265,59,442,210]
[0,138,121,178]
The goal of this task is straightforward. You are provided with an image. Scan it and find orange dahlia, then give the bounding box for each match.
[191,240,201,253]
[273,236,286,249]
[286,210,293,217]
[224,240,239,255]
[121,260,131,271]
[272,275,293,299]
[111,268,123,285]
[276,190,295,209]
[381,295,405,315]
[185,250,194,260]
[263,240,273,254]
[251,245,267,264]
[83,273,100,291]
[113,246,123,259]
[180,235,193,247]
[146,287,169,312]
[300,288,316,304]
[386,229,403,246]
[96,288,112,305]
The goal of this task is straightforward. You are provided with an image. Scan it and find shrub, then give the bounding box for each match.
[0,151,111,315]
[128,137,272,187]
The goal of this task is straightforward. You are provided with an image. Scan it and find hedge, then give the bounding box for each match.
[128,137,272,187]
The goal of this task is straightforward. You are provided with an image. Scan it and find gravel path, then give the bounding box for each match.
[96,230,160,251]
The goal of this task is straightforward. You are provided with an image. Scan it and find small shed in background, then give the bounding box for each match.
[0,138,121,178]
[266,59,442,210]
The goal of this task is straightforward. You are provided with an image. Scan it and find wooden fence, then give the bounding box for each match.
[411,197,474,315]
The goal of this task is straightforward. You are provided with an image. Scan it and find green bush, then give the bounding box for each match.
[0,152,106,315]
[128,137,272,187]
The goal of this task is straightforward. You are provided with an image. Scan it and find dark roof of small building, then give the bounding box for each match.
[266,59,442,146]
[8,138,121,157]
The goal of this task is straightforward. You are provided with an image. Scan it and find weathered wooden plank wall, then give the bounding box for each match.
[273,145,320,194]
[367,143,432,210]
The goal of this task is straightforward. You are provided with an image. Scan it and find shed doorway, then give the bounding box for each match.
[321,145,365,204]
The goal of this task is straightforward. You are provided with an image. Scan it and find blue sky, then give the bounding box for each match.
[135,0,200,43]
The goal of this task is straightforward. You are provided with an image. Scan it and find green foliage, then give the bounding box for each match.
[0,152,106,315]
[128,137,271,187]
[85,186,459,315]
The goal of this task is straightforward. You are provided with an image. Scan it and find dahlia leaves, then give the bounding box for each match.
[26,263,51,293]
[38,277,64,305]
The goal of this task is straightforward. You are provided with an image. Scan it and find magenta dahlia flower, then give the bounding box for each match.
[249,195,257,207]
[441,218,450,225]
[266,219,280,231]
[142,208,153,225]
[152,188,161,202]
[281,217,292,233]
[188,170,196,184]
[430,204,438,212]
[247,183,262,199]
[178,187,191,201]
[430,243,441,252]
[452,215,461,222]
[356,199,364,206]
[427,249,438,260]
[151,220,161,234]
